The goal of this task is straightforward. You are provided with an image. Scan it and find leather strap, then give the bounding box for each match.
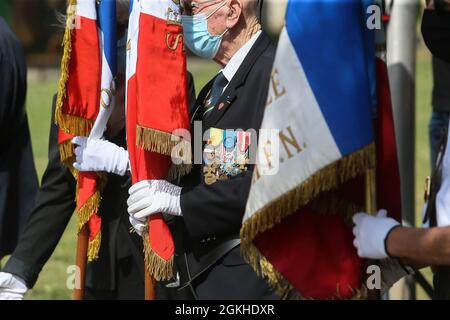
[425,127,448,227]
[178,238,241,291]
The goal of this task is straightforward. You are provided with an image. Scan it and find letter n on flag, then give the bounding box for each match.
[241,0,401,299]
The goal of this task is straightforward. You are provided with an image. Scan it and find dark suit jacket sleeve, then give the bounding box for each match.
[180,170,252,240]
[2,99,76,289]
[0,18,27,155]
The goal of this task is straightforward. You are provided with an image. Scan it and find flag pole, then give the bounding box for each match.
[365,168,381,300]
[386,0,419,300]
[74,225,89,300]
[145,271,156,300]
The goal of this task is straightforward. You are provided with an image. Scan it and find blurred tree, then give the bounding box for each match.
[9,0,65,66]
[0,0,11,23]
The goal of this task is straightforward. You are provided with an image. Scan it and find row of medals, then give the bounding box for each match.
[203,130,251,185]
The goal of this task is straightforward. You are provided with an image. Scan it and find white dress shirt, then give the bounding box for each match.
[220,30,262,92]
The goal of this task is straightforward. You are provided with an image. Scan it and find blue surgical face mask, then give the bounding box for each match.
[181,1,229,59]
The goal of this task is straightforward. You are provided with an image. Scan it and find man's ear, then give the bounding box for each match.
[225,0,242,29]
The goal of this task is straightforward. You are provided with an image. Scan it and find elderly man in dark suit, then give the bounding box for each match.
[60,0,277,299]
[127,0,279,299]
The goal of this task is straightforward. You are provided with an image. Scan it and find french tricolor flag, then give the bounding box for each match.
[126,0,190,281]
[56,0,117,261]
[241,0,383,299]
[90,0,117,139]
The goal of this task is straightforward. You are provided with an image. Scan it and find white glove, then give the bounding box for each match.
[129,216,146,237]
[0,272,28,300]
[72,136,130,176]
[127,180,182,220]
[352,209,401,259]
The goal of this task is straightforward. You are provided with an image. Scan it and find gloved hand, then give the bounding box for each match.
[72,136,130,176]
[352,209,401,259]
[0,272,28,300]
[129,216,146,237]
[127,180,182,220]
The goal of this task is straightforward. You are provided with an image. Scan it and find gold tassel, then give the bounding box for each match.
[59,139,75,165]
[57,113,94,137]
[87,232,102,262]
[240,144,375,300]
[241,243,367,300]
[166,163,193,181]
[240,144,375,246]
[76,191,101,233]
[136,125,191,159]
[55,0,77,130]
[142,226,174,281]
[75,172,107,262]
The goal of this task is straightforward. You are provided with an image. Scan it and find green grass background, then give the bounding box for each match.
[0,48,434,299]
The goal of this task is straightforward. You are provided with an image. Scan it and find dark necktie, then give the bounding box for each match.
[203,72,229,119]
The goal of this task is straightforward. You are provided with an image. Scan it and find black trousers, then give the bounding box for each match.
[433,267,450,300]
[85,255,144,300]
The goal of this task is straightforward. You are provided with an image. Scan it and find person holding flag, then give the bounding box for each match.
[353,1,450,299]
[0,0,195,300]
[122,0,280,299]
[71,0,274,299]
[229,0,404,300]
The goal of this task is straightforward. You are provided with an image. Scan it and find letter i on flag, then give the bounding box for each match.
[240,0,398,299]
[126,0,190,285]
[56,0,117,264]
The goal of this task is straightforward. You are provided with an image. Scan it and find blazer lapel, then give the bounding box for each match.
[203,32,272,129]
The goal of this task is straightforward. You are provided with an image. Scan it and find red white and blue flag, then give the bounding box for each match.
[126,0,190,281]
[241,0,401,299]
[56,0,117,261]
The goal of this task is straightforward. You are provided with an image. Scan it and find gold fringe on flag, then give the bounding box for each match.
[58,140,79,177]
[136,125,191,158]
[58,140,78,177]
[241,243,368,300]
[54,0,107,263]
[240,143,375,299]
[75,173,107,261]
[241,143,375,246]
[142,226,174,281]
[87,231,102,262]
[76,191,102,233]
[166,163,193,181]
[59,139,75,165]
[55,0,77,131]
[57,114,94,138]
